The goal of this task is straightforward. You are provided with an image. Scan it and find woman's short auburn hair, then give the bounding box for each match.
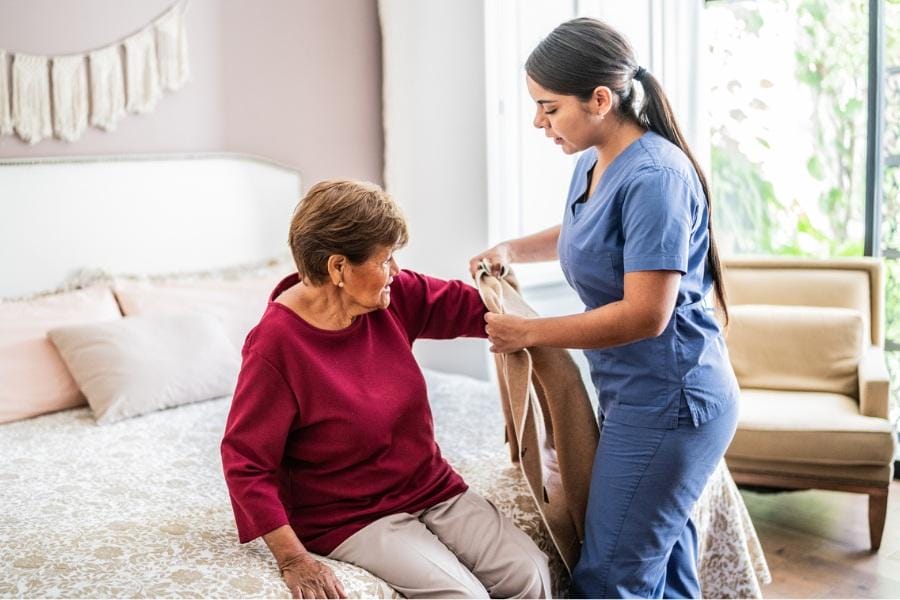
[288,180,409,285]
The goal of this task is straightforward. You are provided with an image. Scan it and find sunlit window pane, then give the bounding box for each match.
[707,0,868,258]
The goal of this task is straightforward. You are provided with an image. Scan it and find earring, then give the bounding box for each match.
[338,281,344,288]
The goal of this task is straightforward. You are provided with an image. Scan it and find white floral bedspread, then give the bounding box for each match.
[0,370,769,598]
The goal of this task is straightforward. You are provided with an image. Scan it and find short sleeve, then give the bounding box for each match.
[621,168,695,274]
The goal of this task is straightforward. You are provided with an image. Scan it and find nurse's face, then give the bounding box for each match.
[527,76,604,154]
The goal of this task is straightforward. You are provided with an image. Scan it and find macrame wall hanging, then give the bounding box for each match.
[0,1,189,144]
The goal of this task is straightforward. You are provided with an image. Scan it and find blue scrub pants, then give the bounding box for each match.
[571,400,738,599]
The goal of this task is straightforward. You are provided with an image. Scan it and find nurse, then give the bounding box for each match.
[469,17,740,599]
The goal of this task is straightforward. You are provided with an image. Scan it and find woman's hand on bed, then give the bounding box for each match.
[279,552,346,599]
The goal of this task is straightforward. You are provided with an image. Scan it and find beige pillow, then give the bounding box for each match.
[725,304,864,396]
[113,274,284,352]
[48,313,240,424]
[0,287,122,424]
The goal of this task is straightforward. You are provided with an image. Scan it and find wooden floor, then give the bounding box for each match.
[740,479,900,598]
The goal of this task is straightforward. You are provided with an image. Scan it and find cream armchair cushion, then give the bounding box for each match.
[728,389,895,468]
[726,304,864,396]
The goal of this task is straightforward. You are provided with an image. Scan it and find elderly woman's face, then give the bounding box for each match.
[343,244,401,312]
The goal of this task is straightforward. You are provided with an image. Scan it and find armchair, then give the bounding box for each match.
[722,257,896,550]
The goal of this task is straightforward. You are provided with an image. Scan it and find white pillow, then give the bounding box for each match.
[113,275,284,352]
[48,313,240,424]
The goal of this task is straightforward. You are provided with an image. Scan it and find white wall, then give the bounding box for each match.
[0,0,385,188]
[379,0,492,379]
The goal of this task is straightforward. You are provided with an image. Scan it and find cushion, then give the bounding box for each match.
[727,388,895,466]
[723,265,874,343]
[113,275,285,352]
[726,304,864,396]
[48,313,240,424]
[0,287,121,424]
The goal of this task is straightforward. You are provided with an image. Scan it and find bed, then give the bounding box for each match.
[0,154,770,598]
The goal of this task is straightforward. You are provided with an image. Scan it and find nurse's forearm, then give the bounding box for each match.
[527,270,680,349]
[529,300,666,350]
[506,225,561,263]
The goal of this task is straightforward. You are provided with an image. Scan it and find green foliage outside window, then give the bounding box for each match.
[708,0,900,410]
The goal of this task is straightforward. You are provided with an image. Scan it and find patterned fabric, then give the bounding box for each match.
[0,370,769,598]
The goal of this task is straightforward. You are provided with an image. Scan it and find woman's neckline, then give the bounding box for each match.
[271,295,365,335]
[578,130,651,206]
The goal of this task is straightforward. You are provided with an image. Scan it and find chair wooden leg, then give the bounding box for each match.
[869,491,888,551]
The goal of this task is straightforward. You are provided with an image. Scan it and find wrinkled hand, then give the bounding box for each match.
[485,312,533,353]
[469,243,512,278]
[279,553,346,599]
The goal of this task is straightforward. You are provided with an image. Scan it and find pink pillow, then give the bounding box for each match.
[113,275,284,352]
[0,287,122,424]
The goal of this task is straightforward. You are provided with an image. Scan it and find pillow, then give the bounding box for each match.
[48,313,240,424]
[0,287,121,424]
[113,274,286,352]
[725,304,864,396]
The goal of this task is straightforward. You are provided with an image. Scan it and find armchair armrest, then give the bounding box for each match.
[858,345,892,419]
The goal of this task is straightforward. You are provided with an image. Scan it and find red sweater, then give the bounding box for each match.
[220,269,488,554]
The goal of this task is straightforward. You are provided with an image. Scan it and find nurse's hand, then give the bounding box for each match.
[485,311,533,353]
[469,243,512,278]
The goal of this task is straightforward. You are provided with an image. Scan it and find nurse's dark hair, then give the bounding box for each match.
[526,17,728,322]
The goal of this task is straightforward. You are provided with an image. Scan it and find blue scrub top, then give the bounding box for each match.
[558,131,739,429]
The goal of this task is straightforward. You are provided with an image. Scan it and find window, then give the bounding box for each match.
[708,0,869,256]
[707,0,899,425]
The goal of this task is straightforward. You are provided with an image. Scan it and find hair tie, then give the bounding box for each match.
[634,66,647,80]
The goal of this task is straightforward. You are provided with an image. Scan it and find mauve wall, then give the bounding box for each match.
[0,0,384,187]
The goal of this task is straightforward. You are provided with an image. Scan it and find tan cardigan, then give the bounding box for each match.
[474,263,599,573]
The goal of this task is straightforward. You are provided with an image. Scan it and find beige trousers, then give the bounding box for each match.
[328,490,551,599]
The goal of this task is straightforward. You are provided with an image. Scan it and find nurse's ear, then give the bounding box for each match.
[588,85,614,120]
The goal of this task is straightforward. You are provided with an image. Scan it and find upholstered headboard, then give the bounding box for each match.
[0,153,301,298]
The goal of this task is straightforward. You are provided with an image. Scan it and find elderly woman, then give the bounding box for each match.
[221,180,550,600]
